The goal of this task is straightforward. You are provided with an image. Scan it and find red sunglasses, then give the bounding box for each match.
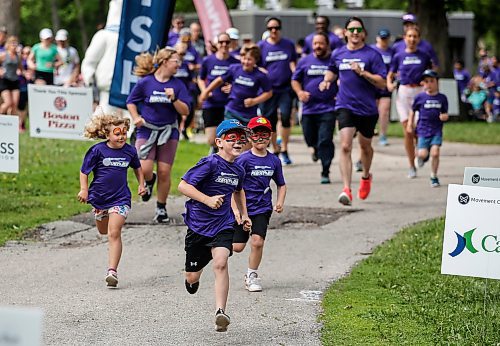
[223,132,247,143]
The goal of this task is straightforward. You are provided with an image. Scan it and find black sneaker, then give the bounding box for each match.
[312,148,319,162]
[142,172,157,202]
[215,308,230,332]
[185,280,199,294]
[153,207,169,223]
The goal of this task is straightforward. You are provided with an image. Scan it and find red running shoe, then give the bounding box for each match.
[358,173,372,200]
[338,186,353,206]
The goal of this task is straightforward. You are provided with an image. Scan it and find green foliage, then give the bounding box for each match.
[386,121,500,145]
[0,133,209,246]
[321,218,500,344]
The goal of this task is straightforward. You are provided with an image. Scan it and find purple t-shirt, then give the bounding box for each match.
[453,68,470,96]
[235,150,286,216]
[412,92,448,137]
[258,38,297,91]
[167,31,179,47]
[370,44,394,97]
[292,53,337,114]
[182,154,245,237]
[126,74,190,139]
[174,60,196,94]
[80,142,141,210]
[221,64,272,118]
[183,44,202,65]
[303,31,344,55]
[392,39,439,67]
[199,54,240,109]
[390,50,432,85]
[329,45,387,116]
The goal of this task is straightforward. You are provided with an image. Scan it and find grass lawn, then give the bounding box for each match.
[386,121,500,145]
[321,218,500,345]
[0,134,208,246]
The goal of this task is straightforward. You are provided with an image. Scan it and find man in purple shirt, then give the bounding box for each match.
[302,15,344,56]
[167,15,184,47]
[392,13,439,69]
[292,32,337,184]
[321,17,387,206]
[258,16,297,165]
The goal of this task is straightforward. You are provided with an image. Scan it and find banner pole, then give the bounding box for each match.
[483,278,488,315]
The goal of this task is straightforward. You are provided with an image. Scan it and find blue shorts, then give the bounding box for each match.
[417,135,442,150]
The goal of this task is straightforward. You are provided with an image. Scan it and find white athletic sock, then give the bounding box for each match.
[247,268,258,277]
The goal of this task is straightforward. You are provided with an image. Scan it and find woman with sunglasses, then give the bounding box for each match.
[320,16,387,206]
[126,47,190,223]
[258,16,297,164]
[387,27,432,179]
[198,32,239,153]
[200,45,272,126]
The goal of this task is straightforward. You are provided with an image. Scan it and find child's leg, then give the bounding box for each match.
[430,145,440,177]
[107,213,126,271]
[211,247,230,311]
[417,148,429,161]
[248,234,265,271]
[185,269,203,285]
[95,218,109,235]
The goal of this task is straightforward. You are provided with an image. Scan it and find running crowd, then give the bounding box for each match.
[3,12,498,333]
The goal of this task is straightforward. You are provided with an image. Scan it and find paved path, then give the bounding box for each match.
[1,136,499,345]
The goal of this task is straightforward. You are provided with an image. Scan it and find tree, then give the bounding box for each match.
[0,0,20,36]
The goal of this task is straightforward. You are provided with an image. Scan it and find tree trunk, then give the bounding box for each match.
[74,0,89,51]
[409,0,452,77]
[0,0,20,36]
[50,0,61,31]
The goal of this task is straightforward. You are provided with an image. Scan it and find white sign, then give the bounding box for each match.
[441,184,500,280]
[0,306,43,346]
[28,84,93,140]
[463,167,500,188]
[0,115,19,173]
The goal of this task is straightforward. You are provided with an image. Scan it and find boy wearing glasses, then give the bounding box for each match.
[232,116,286,292]
[258,16,297,164]
[178,119,251,332]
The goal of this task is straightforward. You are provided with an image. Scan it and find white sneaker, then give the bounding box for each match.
[408,167,417,179]
[245,272,262,292]
[105,270,118,288]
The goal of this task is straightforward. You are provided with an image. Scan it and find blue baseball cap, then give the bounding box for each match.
[377,29,391,38]
[216,119,247,138]
[421,69,439,80]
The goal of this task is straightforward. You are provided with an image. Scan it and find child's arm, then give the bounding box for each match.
[231,194,242,224]
[77,172,89,203]
[439,113,449,122]
[233,189,251,231]
[406,110,415,134]
[178,180,225,209]
[274,185,287,213]
[134,167,146,196]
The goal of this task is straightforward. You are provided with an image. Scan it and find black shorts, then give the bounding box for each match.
[184,228,233,272]
[35,70,54,85]
[0,78,20,91]
[18,90,28,110]
[337,108,379,139]
[202,107,225,128]
[233,211,272,243]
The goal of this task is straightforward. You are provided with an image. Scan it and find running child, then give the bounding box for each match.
[407,69,449,187]
[178,119,251,332]
[78,113,146,287]
[232,116,287,292]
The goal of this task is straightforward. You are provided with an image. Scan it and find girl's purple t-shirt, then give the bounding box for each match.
[80,142,141,210]
[235,150,286,216]
[392,39,439,67]
[412,92,448,138]
[390,49,432,85]
[181,154,245,237]
[258,38,297,91]
[126,74,190,139]
[199,54,240,109]
[292,53,337,115]
[329,45,387,116]
[221,64,271,117]
[174,60,196,95]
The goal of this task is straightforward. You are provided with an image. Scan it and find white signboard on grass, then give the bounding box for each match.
[0,306,43,346]
[0,115,19,173]
[463,167,500,188]
[442,184,500,280]
[28,84,93,140]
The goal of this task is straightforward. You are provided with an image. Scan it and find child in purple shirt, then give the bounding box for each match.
[178,119,251,332]
[232,116,287,292]
[78,113,146,288]
[407,70,449,188]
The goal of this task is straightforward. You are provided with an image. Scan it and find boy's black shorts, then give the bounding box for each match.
[233,211,272,243]
[185,228,233,272]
